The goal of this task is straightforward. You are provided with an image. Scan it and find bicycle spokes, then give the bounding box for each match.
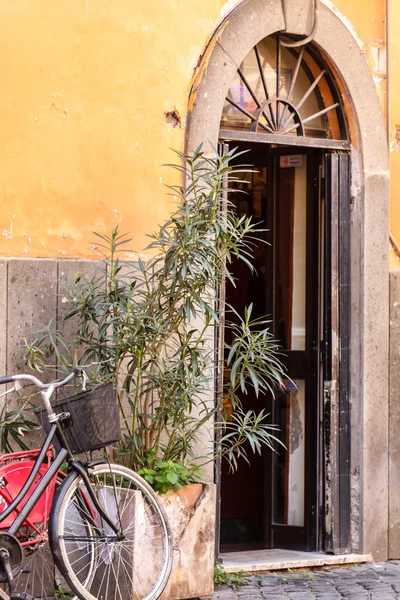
[52,464,171,600]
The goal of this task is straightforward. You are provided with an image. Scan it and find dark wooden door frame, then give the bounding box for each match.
[215,144,352,556]
[323,153,351,554]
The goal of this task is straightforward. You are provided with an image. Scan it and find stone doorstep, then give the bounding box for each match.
[219,551,373,575]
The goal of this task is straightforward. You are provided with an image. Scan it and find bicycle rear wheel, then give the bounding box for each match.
[50,462,172,600]
[11,523,57,600]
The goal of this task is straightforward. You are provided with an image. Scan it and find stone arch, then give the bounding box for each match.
[186,0,389,559]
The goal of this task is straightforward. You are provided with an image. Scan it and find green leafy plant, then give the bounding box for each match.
[214,564,248,588]
[0,404,38,453]
[138,455,201,494]
[24,146,286,491]
[55,587,74,599]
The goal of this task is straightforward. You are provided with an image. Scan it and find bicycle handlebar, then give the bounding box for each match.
[0,367,84,390]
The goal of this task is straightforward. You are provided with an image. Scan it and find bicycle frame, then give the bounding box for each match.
[5,434,68,536]
[0,415,120,538]
[0,446,57,544]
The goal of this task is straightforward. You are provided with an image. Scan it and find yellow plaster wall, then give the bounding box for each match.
[336,0,387,108]
[0,0,388,259]
[336,0,385,41]
[0,0,225,258]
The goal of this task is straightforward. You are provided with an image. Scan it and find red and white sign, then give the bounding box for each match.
[280,155,303,168]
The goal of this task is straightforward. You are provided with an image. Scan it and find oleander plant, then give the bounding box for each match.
[25,146,286,490]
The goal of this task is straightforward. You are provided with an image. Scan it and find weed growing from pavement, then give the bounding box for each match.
[55,588,74,599]
[214,564,249,588]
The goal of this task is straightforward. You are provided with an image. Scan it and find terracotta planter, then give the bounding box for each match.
[159,483,216,600]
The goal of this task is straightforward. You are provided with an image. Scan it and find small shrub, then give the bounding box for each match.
[138,456,201,494]
[55,588,74,599]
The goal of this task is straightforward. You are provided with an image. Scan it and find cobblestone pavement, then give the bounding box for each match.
[202,561,400,599]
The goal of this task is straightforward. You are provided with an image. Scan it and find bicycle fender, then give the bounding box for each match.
[0,462,57,529]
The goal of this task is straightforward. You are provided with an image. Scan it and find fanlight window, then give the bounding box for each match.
[221,35,347,141]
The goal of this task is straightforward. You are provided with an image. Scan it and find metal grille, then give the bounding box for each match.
[221,34,348,144]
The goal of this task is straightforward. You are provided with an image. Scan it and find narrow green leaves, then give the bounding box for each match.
[22,145,287,484]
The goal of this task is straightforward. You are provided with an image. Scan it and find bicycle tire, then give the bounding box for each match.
[50,462,172,600]
[0,588,8,600]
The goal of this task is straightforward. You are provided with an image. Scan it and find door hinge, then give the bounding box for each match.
[324,381,332,402]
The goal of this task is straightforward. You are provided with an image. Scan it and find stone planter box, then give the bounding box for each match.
[159,483,216,600]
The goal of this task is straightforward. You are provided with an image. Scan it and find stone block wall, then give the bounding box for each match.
[389,270,400,558]
[0,258,99,378]
[0,258,101,448]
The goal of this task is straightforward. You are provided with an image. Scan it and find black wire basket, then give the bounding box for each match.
[39,382,120,454]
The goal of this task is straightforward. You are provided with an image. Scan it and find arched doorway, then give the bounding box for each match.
[186,0,389,559]
[218,32,350,552]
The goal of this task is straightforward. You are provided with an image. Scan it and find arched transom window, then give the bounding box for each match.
[220,34,348,148]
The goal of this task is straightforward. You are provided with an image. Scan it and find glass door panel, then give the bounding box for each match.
[292,163,307,350]
[273,157,307,531]
[273,380,305,527]
[277,157,307,352]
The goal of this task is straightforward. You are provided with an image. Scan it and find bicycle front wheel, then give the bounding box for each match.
[50,462,172,600]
